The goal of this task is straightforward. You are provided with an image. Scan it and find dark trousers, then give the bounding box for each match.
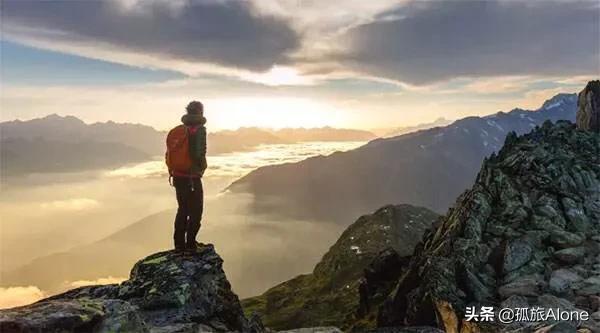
[173,176,203,250]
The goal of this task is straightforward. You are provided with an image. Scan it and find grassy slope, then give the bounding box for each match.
[242,204,439,331]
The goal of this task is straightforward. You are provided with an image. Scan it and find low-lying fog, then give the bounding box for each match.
[0,141,364,308]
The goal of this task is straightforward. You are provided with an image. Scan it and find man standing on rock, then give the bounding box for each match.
[166,101,208,253]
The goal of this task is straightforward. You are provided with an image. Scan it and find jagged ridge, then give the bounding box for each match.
[378,120,600,332]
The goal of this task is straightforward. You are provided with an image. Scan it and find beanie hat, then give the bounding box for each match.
[186,101,204,115]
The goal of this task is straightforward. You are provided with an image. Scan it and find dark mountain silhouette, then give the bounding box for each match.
[227,93,578,224]
[0,115,375,177]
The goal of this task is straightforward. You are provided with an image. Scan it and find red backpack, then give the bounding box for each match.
[165,125,192,175]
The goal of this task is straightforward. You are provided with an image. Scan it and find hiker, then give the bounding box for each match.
[165,101,208,253]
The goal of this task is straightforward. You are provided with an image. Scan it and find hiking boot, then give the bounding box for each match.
[174,245,186,254]
[184,242,199,254]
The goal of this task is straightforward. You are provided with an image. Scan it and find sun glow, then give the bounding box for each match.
[242,66,315,86]
[205,97,343,130]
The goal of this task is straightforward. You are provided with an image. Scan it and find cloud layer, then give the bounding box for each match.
[2,0,599,85]
[0,286,45,309]
[336,1,600,84]
[3,0,299,72]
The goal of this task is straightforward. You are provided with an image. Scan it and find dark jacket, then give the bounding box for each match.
[182,114,207,176]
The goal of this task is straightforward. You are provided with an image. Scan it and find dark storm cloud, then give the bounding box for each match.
[339,1,600,85]
[2,0,299,71]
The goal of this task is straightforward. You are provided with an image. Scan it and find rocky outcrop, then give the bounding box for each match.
[357,248,408,319]
[242,205,439,332]
[577,80,600,132]
[0,244,260,333]
[377,120,600,332]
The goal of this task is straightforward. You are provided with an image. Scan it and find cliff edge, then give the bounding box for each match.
[0,244,262,333]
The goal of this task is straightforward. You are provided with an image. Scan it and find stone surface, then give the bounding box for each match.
[377,119,600,332]
[548,269,582,295]
[503,239,533,273]
[576,80,600,132]
[278,327,343,333]
[550,230,585,249]
[498,276,545,298]
[548,322,577,333]
[0,244,259,333]
[554,247,586,264]
[368,328,445,333]
[501,295,529,309]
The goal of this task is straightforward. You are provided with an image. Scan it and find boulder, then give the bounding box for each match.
[549,231,584,249]
[547,322,577,333]
[574,276,600,296]
[503,239,533,273]
[548,269,583,295]
[0,244,258,333]
[554,247,586,264]
[576,80,600,132]
[498,275,545,298]
[501,295,529,309]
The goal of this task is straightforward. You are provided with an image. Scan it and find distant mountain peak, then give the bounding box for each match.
[540,93,578,110]
[40,113,85,123]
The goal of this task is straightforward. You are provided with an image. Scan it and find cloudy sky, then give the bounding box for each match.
[1,0,598,130]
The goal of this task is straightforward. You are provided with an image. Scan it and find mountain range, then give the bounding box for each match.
[0,93,580,298]
[3,106,598,333]
[240,81,600,332]
[381,117,452,137]
[0,115,375,177]
[241,117,600,332]
[227,93,579,224]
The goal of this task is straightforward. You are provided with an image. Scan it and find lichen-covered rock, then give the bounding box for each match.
[0,299,106,332]
[377,120,600,332]
[0,244,259,333]
[576,80,600,132]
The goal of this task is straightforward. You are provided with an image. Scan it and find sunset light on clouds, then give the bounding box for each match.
[1,0,598,130]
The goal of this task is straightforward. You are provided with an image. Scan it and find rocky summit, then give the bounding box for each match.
[378,120,600,332]
[0,244,261,333]
[577,80,600,132]
[242,204,439,332]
